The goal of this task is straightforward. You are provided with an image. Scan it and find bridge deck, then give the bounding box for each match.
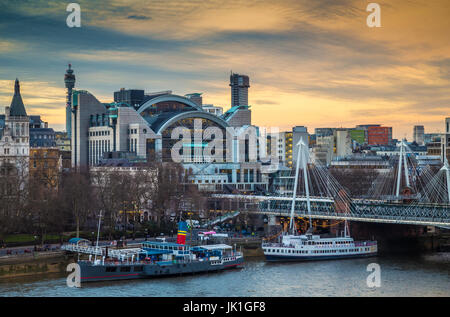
[211,194,450,226]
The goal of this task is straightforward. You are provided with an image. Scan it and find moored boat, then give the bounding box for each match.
[62,221,244,283]
[262,233,377,262]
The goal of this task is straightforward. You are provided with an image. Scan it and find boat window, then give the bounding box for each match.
[120,266,131,272]
[134,266,143,272]
[105,267,116,272]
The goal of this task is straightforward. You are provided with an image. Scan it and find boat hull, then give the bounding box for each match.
[78,257,244,283]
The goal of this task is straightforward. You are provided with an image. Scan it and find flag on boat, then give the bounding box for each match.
[177,221,188,245]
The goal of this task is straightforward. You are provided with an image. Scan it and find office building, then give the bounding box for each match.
[29,147,61,188]
[29,128,56,148]
[29,116,56,148]
[426,118,450,163]
[55,132,71,152]
[312,135,334,166]
[222,105,251,127]
[185,93,203,107]
[292,126,309,166]
[315,128,335,137]
[267,131,293,169]
[71,81,271,192]
[349,129,366,145]
[367,126,392,145]
[230,73,250,107]
[413,125,425,145]
[424,133,441,145]
[335,129,352,158]
[114,88,146,108]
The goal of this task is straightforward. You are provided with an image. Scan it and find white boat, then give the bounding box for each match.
[263,233,377,261]
[262,140,377,262]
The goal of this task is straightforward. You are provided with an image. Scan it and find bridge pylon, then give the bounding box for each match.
[395,139,415,199]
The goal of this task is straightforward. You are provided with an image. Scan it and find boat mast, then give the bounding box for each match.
[344,219,349,237]
[94,211,102,263]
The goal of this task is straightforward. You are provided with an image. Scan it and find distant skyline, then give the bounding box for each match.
[0,0,449,139]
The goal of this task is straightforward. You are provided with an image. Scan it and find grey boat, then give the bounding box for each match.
[63,240,244,283]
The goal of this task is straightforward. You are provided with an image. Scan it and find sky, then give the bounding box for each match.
[0,0,449,139]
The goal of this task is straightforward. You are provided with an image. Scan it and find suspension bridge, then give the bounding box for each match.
[211,140,450,227]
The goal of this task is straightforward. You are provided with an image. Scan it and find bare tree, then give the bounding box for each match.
[0,157,28,242]
[60,169,95,238]
[91,169,131,239]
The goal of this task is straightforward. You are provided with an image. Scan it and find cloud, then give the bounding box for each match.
[127,15,151,20]
[253,100,279,106]
[0,0,449,138]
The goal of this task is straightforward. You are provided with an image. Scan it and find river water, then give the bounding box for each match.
[0,253,449,297]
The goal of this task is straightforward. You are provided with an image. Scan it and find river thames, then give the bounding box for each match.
[0,253,449,297]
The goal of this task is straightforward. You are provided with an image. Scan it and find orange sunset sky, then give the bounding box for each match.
[0,0,449,139]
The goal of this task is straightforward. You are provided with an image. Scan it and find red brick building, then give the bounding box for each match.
[368,126,391,145]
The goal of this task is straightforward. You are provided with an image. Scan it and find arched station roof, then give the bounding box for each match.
[136,94,229,135]
[137,94,202,114]
[155,111,229,135]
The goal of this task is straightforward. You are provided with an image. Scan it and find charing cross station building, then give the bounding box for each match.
[70,88,272,193]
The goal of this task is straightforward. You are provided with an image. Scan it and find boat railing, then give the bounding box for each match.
[262,243,294,248]
[262,243,281,247]
[354,241,377,247]
[61,244,103,255]
[263,242,376,249]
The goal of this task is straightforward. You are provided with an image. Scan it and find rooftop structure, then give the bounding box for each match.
[9,79,27,117]
[64,64,75,138]
[230,73,250,107]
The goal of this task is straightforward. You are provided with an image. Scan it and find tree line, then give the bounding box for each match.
[0,160,206,245]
